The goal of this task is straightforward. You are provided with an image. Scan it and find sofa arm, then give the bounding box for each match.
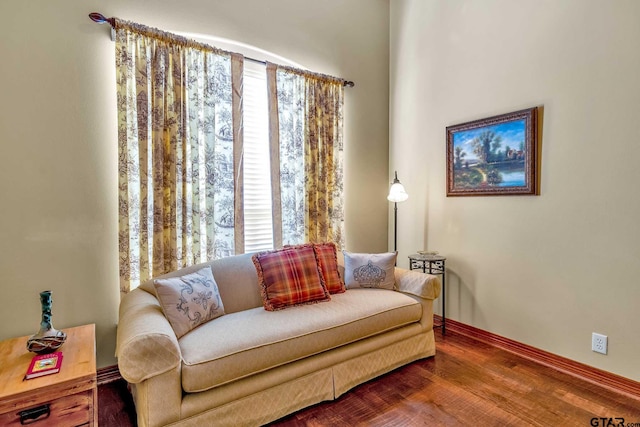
[395,268,441,300]
[116,288,182,384]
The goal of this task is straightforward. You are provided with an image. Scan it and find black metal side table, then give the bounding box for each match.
[408,254,447,334]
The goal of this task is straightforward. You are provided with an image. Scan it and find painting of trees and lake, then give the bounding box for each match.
[446,107,539,196]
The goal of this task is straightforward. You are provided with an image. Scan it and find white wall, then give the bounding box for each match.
[0,0,389,367]
[391,0,640,380]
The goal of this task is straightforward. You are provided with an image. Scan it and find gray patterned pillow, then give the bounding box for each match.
[154,267,225,338]
[343,251,397,290]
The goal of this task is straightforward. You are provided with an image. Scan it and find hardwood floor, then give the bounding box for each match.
[98,329,640,426]
[98,374,137,427]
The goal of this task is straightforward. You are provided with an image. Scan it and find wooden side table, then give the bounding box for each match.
[0,324,98,426]
[408,254,447,334]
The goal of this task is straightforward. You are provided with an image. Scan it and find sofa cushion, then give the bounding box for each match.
[343,251,397,290]
[178,288,422,393]
[154,267,225,338]
[253,246,331,311]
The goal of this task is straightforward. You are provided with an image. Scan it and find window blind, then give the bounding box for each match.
[243,64,274,252]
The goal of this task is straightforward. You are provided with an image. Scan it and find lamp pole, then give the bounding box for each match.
[393,201,398,253]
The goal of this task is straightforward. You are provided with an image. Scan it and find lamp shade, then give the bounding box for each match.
[387,172,408,202]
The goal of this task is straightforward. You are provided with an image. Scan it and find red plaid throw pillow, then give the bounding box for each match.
[284,242,346,294]
[253,245,331,311]
[312,242,346,294]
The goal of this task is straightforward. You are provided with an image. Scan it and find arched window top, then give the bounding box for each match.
[173,32,305,69]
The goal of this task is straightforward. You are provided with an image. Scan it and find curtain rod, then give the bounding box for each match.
[88,13,355,88]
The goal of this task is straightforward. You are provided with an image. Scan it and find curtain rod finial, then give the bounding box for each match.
[89,12,115,28]
[89,12,106,23]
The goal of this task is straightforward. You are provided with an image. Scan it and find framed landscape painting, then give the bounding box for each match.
[446,107,540,196]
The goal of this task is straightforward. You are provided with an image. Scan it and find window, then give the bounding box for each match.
[117,28,344,295]
[172,33,343,254]
[242,62,274,252]
[176,33,305,254]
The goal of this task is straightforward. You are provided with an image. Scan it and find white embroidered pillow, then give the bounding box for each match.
[154,267,225,338]
[342,251,397,290]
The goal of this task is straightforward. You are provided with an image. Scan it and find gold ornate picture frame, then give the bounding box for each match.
[446,107,540,197]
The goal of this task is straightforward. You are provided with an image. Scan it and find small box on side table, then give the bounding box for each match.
[0,324,97,426]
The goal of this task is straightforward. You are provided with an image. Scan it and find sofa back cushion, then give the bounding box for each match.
[253,246,331,311]
[140,252,263,315]
[209,253,265,313]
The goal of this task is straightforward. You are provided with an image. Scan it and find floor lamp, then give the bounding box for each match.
[387,171,408,253]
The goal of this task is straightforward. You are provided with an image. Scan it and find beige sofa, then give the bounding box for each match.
[116,252,441,427]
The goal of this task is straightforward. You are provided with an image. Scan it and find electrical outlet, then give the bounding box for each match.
[592,333,608,355]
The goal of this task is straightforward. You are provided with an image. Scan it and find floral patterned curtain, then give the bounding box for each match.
[267,63,345,248]
[115,20,243,294]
